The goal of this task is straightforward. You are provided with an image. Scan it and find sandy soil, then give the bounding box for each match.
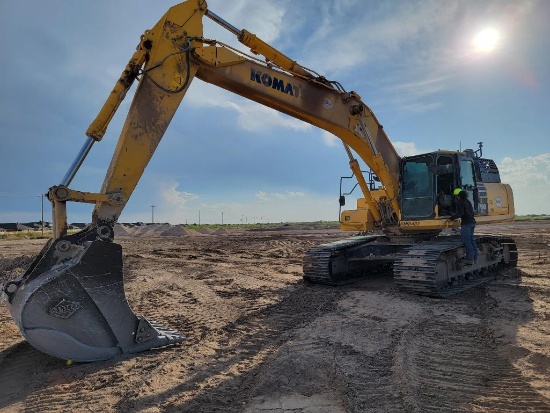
[0,221,549,412]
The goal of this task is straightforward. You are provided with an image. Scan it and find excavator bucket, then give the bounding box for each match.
[3,226,184,362]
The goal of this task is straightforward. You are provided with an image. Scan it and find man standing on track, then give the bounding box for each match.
[449,188,477,265]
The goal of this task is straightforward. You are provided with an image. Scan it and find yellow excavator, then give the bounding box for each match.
[3,0,516,362]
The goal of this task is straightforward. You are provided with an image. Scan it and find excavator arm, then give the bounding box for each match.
[3,0,402,362]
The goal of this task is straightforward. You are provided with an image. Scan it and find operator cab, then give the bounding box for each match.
[399,143,501,220]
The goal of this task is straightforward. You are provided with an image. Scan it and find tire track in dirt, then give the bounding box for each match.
[111,283,344,412]
[488,278,550,404]
[242,289,416,412]
[394,299,550,412]
[0,343,49,409]
[22,373,123,413]
[88,232,343,412]
[2,224,549,412]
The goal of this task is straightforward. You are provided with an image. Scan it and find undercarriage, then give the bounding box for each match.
[303,233,517,297]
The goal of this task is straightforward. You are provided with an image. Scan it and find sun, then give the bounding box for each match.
[473,28,500,53]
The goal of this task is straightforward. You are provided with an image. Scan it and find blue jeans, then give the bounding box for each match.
[460,223,477,261]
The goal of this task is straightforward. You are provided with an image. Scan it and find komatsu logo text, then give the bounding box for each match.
[250,69,302,98]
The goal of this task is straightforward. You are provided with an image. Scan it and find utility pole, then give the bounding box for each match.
[37,194,44,236]
[221,212,224,225]
[150,205,156,224]
[199,210,201,225]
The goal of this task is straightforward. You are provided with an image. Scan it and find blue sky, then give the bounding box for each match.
[1,0,549,225]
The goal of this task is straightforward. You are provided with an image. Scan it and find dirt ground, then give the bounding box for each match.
[0,220,549,412]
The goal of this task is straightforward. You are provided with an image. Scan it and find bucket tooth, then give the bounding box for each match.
[4,233,184,362]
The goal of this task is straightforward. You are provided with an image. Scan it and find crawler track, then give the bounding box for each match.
[303,235,398,285]
[394,235,517,297]
[304,234,518,297]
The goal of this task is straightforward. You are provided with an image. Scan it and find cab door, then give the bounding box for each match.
[458,156,479,212]
[400,155,435,219]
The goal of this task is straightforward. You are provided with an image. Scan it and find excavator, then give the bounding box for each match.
[2,0,517,362]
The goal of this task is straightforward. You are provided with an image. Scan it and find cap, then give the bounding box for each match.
[453,188,462,196]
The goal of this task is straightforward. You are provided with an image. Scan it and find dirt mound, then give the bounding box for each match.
[161,226,198,237]
[130,224,171,237]
[115,224,232,237]
[114,223,131,236]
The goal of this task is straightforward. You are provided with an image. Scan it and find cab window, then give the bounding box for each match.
[460,159,476,189]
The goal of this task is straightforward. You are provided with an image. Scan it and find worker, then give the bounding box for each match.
[449,188,477,265]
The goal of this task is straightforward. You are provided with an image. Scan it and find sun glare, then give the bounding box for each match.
[474,28,500,53]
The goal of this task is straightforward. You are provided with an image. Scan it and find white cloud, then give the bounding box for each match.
[231,102,311,133]
[186,82,311,133]
[256,191,268,201]
[305,1,459,72]
[159,180,199,213]
[256,191,306,201]
[210,0,288,44]
[392,141,423,157]
[386,76,447,113]
[126,188,335,225]
[299,0,537,114]
[321,131,340,147]
[246,192,337,224]
[499,153,550,215]
[198,202,243,211]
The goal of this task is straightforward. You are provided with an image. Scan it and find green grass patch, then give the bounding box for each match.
[0,231,51,240]
[0,229,82,241]
[515,215,550,221]
[183,221,339,230]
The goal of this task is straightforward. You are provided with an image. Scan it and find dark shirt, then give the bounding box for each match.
[450,198,476,224]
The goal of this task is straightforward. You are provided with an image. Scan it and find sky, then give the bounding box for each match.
[0,0,549,225]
